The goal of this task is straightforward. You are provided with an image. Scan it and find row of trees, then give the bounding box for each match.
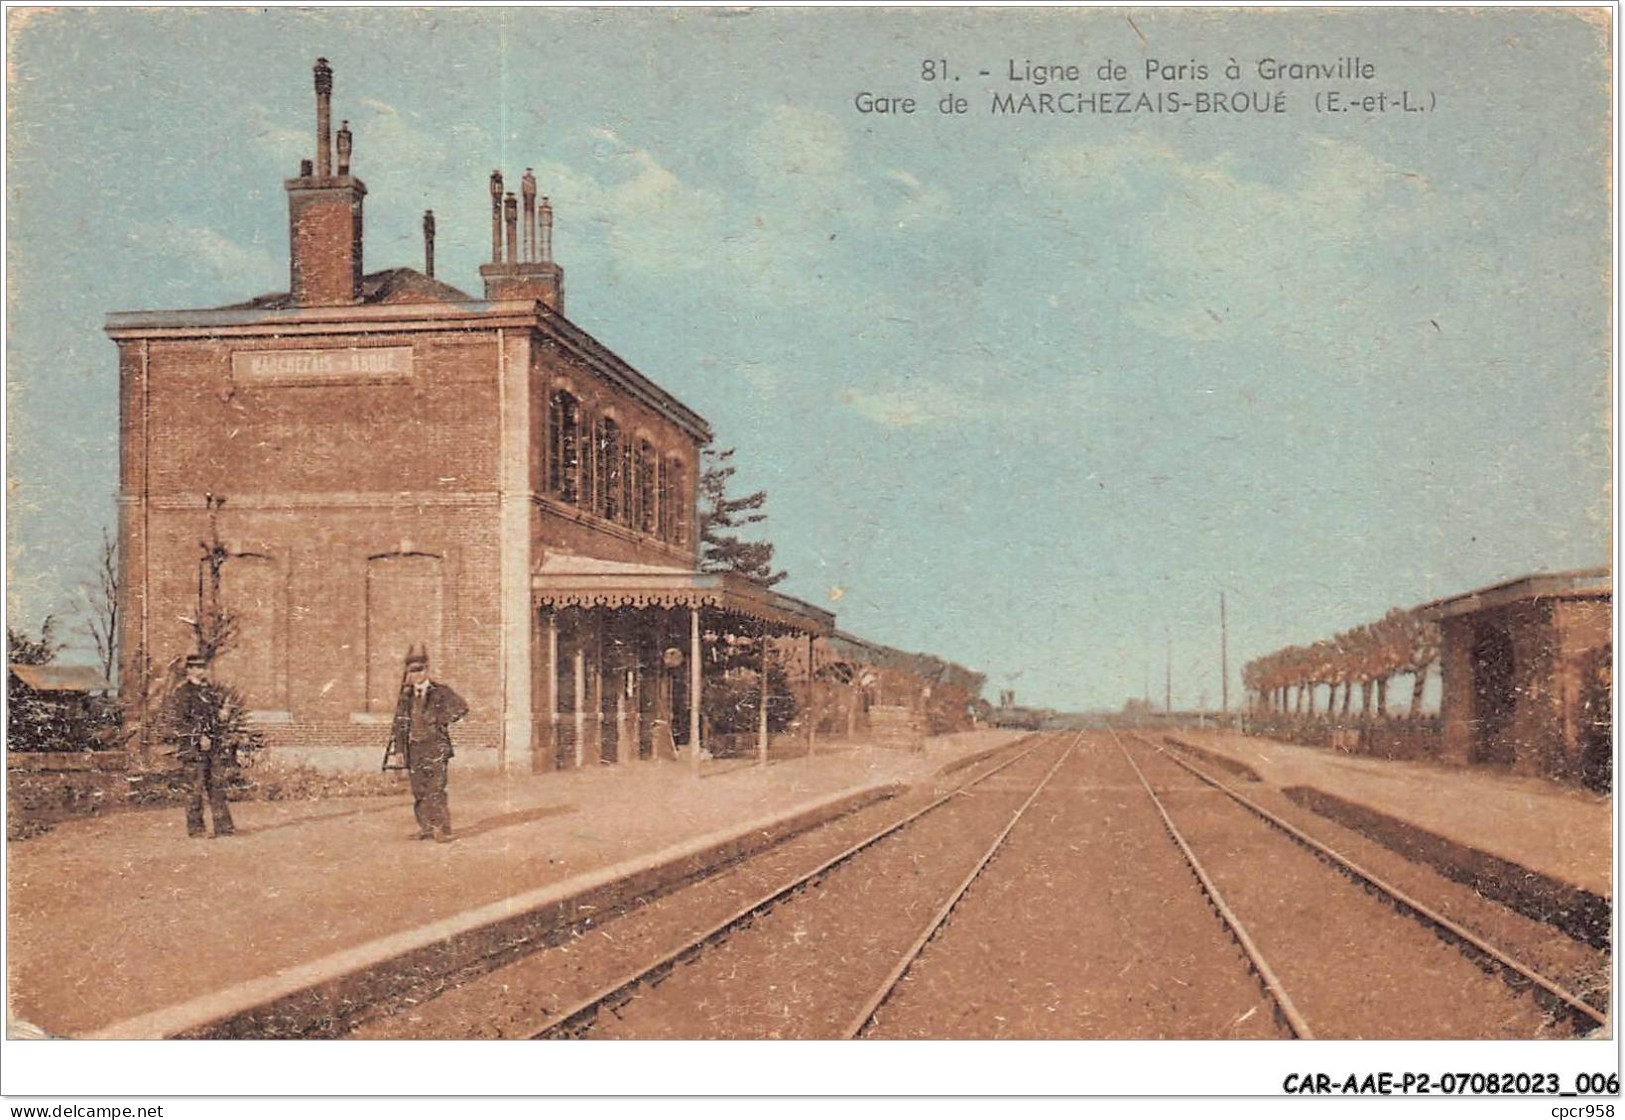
[1243,607,1440,720]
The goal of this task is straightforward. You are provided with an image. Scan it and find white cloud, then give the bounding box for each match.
[1026,135,1454,345]
[529,137,725,275]
[745,105,862,207]
[128,221,279,288]
[841,381,966,428]
[518,109,951,314]
[884,168,951,230]
[837,354,1104,433]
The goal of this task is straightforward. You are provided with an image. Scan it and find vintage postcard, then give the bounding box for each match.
[3,4,1616,1106]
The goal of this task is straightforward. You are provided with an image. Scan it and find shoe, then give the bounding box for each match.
[213,830,236,838]
[433,829,454,844]
[411,831,433,841]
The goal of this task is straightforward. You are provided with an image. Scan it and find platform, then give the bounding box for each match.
[6,729,1024,1039]
[1166,727,1612,898]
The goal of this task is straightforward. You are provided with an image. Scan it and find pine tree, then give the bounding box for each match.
[697,447,786,587]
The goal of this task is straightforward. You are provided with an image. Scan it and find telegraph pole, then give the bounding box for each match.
[1220,591,1230,715]
[1164,626,1172,716]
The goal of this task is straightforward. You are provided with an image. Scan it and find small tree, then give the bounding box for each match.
[149,494,263,767]
[698,447,787,587]
[191,493,239,664]
[700,637,799,739]
[75,528,120,689]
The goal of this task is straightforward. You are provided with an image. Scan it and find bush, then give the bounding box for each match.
[7,686,120,752]
[235,755,406,801]
[703,666,798,737]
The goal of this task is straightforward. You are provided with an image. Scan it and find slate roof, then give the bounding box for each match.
[9,664,110,692]
[217,267,472,310]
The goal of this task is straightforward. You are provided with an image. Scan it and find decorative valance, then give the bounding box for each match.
[533,555,834,637]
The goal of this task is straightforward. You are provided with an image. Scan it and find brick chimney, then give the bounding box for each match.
[480,166,564,311]
[285,58,366,306]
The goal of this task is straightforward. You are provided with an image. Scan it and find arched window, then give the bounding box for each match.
[596,416,621,522]
[548,390,581,503]
[656,457,669,541]
[620,438,635,527]
[637,440,657,535]
[580,413,597,512]
[664,459,688,545]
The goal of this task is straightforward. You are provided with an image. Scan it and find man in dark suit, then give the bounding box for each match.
[388,647,468,843]
[163,653,236,838]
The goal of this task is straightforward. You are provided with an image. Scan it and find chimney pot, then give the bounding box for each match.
[489,170,505,263]
[503,191,519,265]
[314,58,334,177]
[336,120,352,176]
[521,168,538,262]
[300,158,313,178]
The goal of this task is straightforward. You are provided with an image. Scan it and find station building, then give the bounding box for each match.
[109,59,853,772]
[1417,568,1611,787]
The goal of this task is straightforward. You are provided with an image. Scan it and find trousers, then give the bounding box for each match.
[409,752,451,836]
[183,756,235,837]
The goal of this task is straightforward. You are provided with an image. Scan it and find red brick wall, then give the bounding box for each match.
[1437,594,1612,782]
[531,344,701,567]
[126,328,505,755]
[144,334,500,496]
[288,187,363,306]
[122,313,710,765]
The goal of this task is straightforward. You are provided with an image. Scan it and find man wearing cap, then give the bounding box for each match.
[387,648,468,842]
[162,654,236,838]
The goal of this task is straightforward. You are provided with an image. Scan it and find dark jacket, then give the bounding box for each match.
[161,679,226,763]
[389,681,469,765]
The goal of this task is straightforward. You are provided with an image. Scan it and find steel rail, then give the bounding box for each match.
[1110,728,1315,1039]
[844,732,1082,1038]
[1136,733,1609,1032]
[528,730,1061,1039]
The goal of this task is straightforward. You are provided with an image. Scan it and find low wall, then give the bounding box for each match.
[1243,714,1442,760]
[263,745,503,775]
[1284,785,1610,951]
[7,750,130,772]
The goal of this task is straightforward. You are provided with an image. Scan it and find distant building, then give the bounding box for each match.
[8,664,112,752]
[1417,568,1610,786]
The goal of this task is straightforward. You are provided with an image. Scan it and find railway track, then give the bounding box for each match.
[531,731,1080,1039]
[1112,728,1607,1038]
[1109,728,1314,1038]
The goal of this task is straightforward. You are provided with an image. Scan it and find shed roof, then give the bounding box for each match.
[9,664,110,692]
[1415,567,1611,622]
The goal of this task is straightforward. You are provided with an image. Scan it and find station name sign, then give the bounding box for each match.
[231,346,413,384]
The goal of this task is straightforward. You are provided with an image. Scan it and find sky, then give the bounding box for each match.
[5,7,1613,711]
